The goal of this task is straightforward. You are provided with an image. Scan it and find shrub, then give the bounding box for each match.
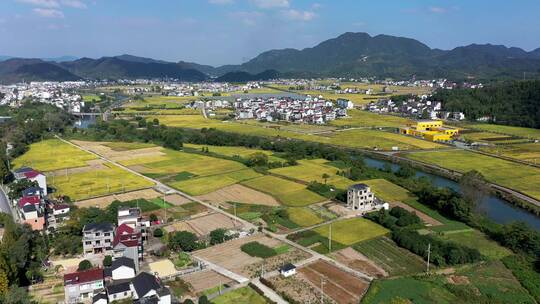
[77,260,93,271]
[240,241,277,258]
[103,255,112,267]
[153,228,164,238]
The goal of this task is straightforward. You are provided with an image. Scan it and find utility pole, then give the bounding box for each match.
[234,202,237,227]
[320,276,326,304]
[328,223,332,253]
[426,242,431,274]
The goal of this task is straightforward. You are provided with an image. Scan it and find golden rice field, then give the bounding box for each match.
[183,143,285,163]
[13,139,97,171]
[359,179,411,202]
[169,169,262,196]
[241,175,325,207]
[49,163,154,201]
[269,159,355,189]
[403,150,540,200]
[479,142,540,163]
[329,109,413,128]
[313,218,389,245]
[466,123,540,140]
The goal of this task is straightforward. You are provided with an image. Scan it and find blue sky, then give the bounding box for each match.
[1,0,539,66]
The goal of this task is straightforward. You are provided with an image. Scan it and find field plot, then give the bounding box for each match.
[49,163,154,201]
[461,131,524,143]
[270,159,354,189]
[212,286,270,304]
[71,140,166,163]
[330,247,387,278]
[362,260,535,304]
[75,188,162,209]
[184,143,285,163]
[163,212,238,236]
[353,236,426,277]
[330,109,412,128]
[14,139,97,171]
[182,270,234,295]
[169,169,261,196]
[195,184,280,206]
[359,179,411,202]
[148,202,207,221]
[148,259,177,278]
[299,260,370,304]
[324,129,445,150]
[286,207,324,227]
[479,142,540,163]
[103,141,156,151]
[193,234,284,276]
[241,175,325,207]
[401,198,470,233]
[313,218,389,246]
[439,230,512,260]
[467,123,540,140]
[402,149,540,200]
[122,95,197,110]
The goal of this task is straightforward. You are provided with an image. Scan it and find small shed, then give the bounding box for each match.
[279,263,297,278]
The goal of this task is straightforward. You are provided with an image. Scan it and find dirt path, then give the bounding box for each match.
[390,201,443,226]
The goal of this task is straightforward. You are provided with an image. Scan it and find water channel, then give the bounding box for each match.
[363,157,540,230]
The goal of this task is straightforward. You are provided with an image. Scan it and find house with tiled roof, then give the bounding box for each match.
[13,167,47,195]
[64,268,104,304]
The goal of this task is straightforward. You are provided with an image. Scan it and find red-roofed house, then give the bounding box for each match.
[18,195,41,208]
[113,223,143,271]
[64,268,104,304]
[13,167,47,195]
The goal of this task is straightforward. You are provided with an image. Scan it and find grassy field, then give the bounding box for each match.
[324,129,445,150]
[329,109,413,128]
[81,94,101,102]
[123,95,197,109]
[402,150,540,200]
[13,139,97,171]
[467,123,540,140]
[479,142,540,163]
[241,175,325,207]
[212,286,270,304]
[362,261,536,304]
[402,198,471,233]
[183,143,285,163]
[286,207,324,227]
[269,159,355,189]
[353,236,426,276]
[313,218,389,246]
[359,179,411,202]
[439,230,512,260]
[50,163,154,201]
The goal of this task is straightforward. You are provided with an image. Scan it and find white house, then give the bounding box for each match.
[106,281,133,303]
[279,263,297,278]
[110,257,136,281]
[131,272,171,304]
[347,184,389,213]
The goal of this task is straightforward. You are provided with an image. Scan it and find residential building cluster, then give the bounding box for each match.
[234,96,347,124]
[366,96,466,121]
[0,81,90,113]
[64,206,166,304]
[12,166,70,231]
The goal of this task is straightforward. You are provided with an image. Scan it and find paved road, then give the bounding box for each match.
[0,185,12,215]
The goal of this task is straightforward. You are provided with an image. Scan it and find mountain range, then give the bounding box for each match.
[1,32,540,83]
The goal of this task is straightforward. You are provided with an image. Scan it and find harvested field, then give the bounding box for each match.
[391,201,442,226]
[149,259,177,278]
[242,175,325,207]
[195,184,280,206]
[75,188,162,208]
[299,260,370,304]
[267,275,333,304]
[71,140,166,162]
[182,270,234,295]
[331,247,387,278]
[164,194,192,206]
[149,202,207,221]
[163,212,240,236]
[47,159,107,176]
[243,247,310,278]
[193,235,283,276]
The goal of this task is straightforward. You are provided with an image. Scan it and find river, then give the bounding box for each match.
[363,157,540,231]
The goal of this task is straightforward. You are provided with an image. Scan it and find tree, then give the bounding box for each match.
[8,179,38,199]
[199,295,211,304]
[0,271,8,295]
[209,228,227,245]
[246,152,268,167]
[162,129,183,150]
[149,213,158,222]
[153,228,164,238]
[78,260,93,271]
[0,286,35,304]
[0,159,9,183]
[322,173,330,184]
[183,300,195,304]
[459,170,489,206]
[103,255,112,267]
[152,118,159,126]
[396,164,415,178]
[169,231,199,252]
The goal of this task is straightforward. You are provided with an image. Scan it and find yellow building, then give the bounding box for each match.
[399,120,458,142]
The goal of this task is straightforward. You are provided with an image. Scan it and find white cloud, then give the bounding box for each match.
[311,3,322,10]
[252,0,289,9]
[60,0,87,9]
[230,11,263,26]
[33,8,64,18]
[429,6,447,13]
[209,0,234,4]
[17,0,59,8]
[282,9,316,21]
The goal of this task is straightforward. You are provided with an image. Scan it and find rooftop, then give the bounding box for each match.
[349,183,369,190]
[83,222,115,233]
[64,268,103,286]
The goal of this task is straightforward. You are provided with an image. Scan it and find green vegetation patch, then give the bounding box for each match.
[240,241,278,258]
[184,143,285,163]
[270,159,355,189]
[170,169,261,196]
[360,179,411,202]
[313,218,389,246]
[286,207,324,227]
[212,286,271,304]
[439,230,512,260]
[353,236,426,276]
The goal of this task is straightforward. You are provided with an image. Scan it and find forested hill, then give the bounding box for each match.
[433,80,540,128]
